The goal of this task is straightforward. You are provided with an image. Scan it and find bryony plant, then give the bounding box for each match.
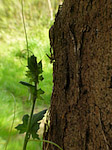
[15,54,47,150]
[15,1,63,150]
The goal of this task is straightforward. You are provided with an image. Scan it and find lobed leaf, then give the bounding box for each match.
[37,88,45,95]
[15,109,47,139]
[15,114,29,133]
[38,75,44,81]
[37,60,43,75]
[28,55,37,72]
[26,55,44,83]
[31,109,47,127]
[30,123,40,139]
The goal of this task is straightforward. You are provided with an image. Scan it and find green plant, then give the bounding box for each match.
[15,1,47,149]
[0,0,52,149]
[15,1,63,150]
[15,54,47,150]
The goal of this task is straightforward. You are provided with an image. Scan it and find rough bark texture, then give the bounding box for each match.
[43,0,112,150]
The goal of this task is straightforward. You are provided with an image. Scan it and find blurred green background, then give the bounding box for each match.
[0,0,63,149]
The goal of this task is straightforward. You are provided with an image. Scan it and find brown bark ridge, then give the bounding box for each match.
[43,0,112,150]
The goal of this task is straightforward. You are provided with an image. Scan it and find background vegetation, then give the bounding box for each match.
[0,0,63,149]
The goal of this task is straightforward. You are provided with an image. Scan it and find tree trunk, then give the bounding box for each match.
[43,0,112,149]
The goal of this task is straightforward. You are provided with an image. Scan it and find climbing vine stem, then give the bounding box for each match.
[23,83,37,150]
[21,0,29,57]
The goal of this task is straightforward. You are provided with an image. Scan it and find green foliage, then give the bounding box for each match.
[16,114,29,134]
[26,55,43,83]
[15,52,47,149]
[19,81,35,88]
[15,109,47,139]
[37,88,45,100]
[0,0,57,149]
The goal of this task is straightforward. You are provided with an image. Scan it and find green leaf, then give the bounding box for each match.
[37,60,43,75]
[30,109,47,139]
[31,109,47,126]
[19,81,35,88]
[26,56,44,83]
[37,88,45,95]
[38,75,44,81]
[15,109,47,139]
[27,55,38,82]
[28,55,37,72]
[15,114,29,133]
[30,123,40,139]
[37,88,45,100]
[25,71,35,82]
[37,95,44,100]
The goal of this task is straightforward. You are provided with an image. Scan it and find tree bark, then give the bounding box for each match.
[43,0,112,150]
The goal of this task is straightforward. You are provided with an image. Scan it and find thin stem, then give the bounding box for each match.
[23,84,37,150]
[21,0,29,57]
[21,1,38,150]
[29,139,63,150]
